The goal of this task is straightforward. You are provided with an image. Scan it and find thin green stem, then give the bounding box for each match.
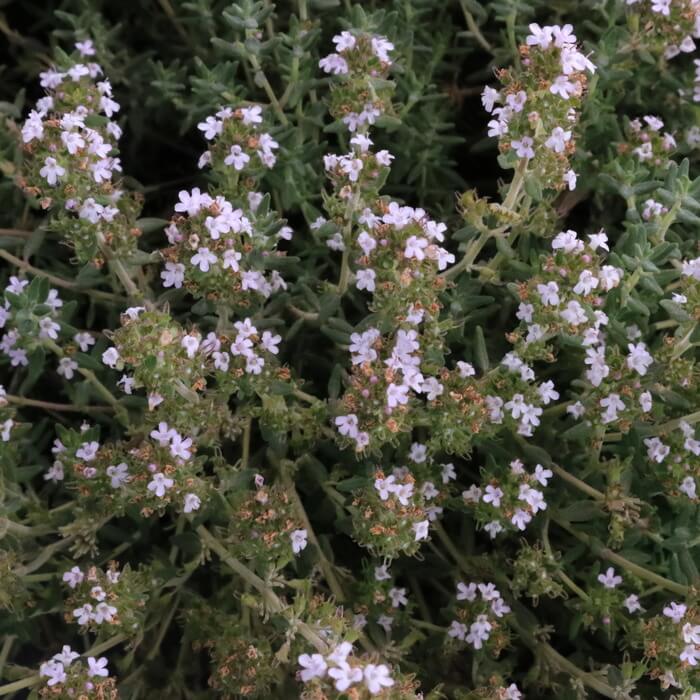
[458,0,492,53]
[0,248,125,304]
[554,518,690,597]
[337,243,351,295]
[549,464,605,502]
[42,339,126,424]
[443,158,528,280]
[5,394,113,414]
[196,525,329,652]
[542,519,590,602]
[279,468,346,602]
[247,53,289,126]
[0,518,52,537]
[240,417,252,471]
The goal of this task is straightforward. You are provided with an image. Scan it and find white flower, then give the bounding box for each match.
[624,594,643,613]
[150,422,175,446]
[537,281,560,306]
[483,484,503,508]
[40,157,66,186]
[40,660,66,686]
[106,463,129,488]
[363,664,394,694]
[533,464,553,486]
[573,270,599,295]
[170,433,193,460]
[291,528,308,554]
[466,614,492,649]
[328,662,363,691]
[680,644,700,665]
[161,262,185,288]
[663,602,687,623]
[680,476,697,499]
[327,642,353,665]
[544,127,572,153]
[335,414,359,439]
[241,105,263,125]
[319,54,349,75]
[597,567,622,589]
[481,86,500,112]
[600,393,625,424]
[456,581,478,601]
[626,342,653,376]
[52,645,80,667]
[404,235,429,260]
[448,620,467,640]
[184,493,201,513]
[511,136,535,159]
[224,144,250,170]
[412,520,430,541]
[181,333,200,358]
[174,187,210,216]
[57,357,78,379]
[62,566,84,588]
[73,603,93,625]
[76,441,99,462]
[101,347,120,368]
[511,508,532,531]
[484,521,503,538]
[356,268,376,292]
[298,653,327,682]
[644,437,669,463]
[87,656,109,678]
[526,23,553,49]
[389,587,408,608]
[191,247,217,272]
[564,169,577,190]
[147,472,174,498]
[386,383,409,409]
[683,622,700,645]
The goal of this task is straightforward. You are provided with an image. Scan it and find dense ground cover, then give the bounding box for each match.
[1,1,700,698]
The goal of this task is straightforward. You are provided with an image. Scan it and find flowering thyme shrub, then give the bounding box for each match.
[2,1,700,699]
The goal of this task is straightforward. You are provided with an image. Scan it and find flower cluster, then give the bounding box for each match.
[347,562,414,637]
[319,31,395,131]
[483,23,595,191]
[618,115,677,171]
[196,104,279,182]
[204,632,275,697]
[104,309,288,440]
[39,647,117,699]
[0,385,20,464]
[508,228,623,361]
[160,95,292,309]
[52,423,207,518]
[1,276,66,370]
[462,458,552,537]
[446,582,512,654]
[636,600,700,692]
[19,42,141,261]
[350,467,431,558]
[346,201,453,317]
[511,541,566,603]
[644,420,700,501]
[226,475,307,569]
[335,323,457,452]
[298,641,420,699]
[62,562,148,636]
[625,0,700,59]
[161,187,288,306]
